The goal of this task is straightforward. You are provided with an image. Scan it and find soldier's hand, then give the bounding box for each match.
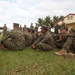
[31,44,35,49]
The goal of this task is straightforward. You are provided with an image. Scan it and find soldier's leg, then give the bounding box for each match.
[55,37,73,55]
[2,40,17,50]
[63,37,73,52]
[36,42,52,51]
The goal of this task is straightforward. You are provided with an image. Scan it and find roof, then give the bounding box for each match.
[57,13,75,24]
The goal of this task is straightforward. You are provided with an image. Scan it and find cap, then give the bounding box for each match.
[40,25,47,29]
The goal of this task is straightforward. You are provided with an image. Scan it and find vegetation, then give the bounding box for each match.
[0,33,75,75]
[37,15,64,27]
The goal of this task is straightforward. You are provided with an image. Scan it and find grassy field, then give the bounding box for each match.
[0,34,75,75]
[0,47,75,75]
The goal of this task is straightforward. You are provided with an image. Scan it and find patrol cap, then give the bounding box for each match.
[40,25,47,31]
[40,25,47,29]
[13,23,19,28]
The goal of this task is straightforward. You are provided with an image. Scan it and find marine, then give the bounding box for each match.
[31,25,54,51]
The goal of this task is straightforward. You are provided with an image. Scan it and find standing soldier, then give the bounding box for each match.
[34,24,38,33]
[3,24,7,37]
[23,25,27,32]
[19,25,22,31]
[47,23,51,32]
[54,23,60,34]
[30,23,34,30]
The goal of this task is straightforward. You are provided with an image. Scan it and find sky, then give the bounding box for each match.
[0,0,75,29]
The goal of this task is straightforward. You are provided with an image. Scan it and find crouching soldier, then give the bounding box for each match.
[31,25,54,51]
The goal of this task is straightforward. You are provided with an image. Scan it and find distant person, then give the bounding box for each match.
[30,23,34,30]
[47,23,51,32]
[3,24,7,36]
[23,25,27,32]
[19,25,22,31]
[34,24,38,33]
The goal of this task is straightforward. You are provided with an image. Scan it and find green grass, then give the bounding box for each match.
[0,47,75,75]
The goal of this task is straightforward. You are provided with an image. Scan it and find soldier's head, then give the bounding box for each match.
[47,23,51,26]
[13,23,19,30]
[24,25,26,27]
[31,23,33,26]
[41,25,47,33]
[26,28,31,32]
[4,24,6,26]
[60,29,67,34]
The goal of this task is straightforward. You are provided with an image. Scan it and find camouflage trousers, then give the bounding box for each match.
[63,37,75,53]
[3,31,7,37]
[36,42,53,51]
[55,41,64,49]
[2,40,22,50]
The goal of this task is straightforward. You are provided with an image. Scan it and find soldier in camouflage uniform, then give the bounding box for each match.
[1,26,25,50]
[23,25,27,32]
[55,29,75,57]
[47,23,51,32]
[19,25,22,31]
[23,28,32,46]
[30,29,37,44]
[30,23,34,30]
[55,29,68,49]
[31,25,54,51]
[34,24,38,33]
[3,24,7,37]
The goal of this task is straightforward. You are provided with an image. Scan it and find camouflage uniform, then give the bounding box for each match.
[54,24,60,34]
[3,25,7,36]
[31,33,37,44]
[23,26,27,32]
[19,26,22,31]
[62,36,75,53]
[55,33,68,49]
[2,30,25,50]
[34,26,38,32]
[30,25,34,30]
[47,24,51,32]
[24,32,32,46]
[34,31,54,51]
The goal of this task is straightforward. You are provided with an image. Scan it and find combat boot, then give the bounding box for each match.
[55,48,67,56]
[63,53,75,58]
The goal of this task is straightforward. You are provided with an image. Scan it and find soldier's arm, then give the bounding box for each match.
[34,34,44,45]
[40,35,49,43]
[62,34,75,38]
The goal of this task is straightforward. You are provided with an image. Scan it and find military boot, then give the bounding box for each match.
[55,48,67,56]
[63,53,75,58]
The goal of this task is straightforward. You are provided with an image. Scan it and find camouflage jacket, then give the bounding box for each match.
[24,32,32,46]
[2,30,25,49]
[34,32,54,47]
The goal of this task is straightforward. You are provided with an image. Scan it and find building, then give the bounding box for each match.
[57,13,75,30]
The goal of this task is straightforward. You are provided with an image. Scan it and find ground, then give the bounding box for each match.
[0,47,75,75]
[0,34,75,75]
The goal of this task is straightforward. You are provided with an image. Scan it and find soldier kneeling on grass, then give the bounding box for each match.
[31,25,54,51]
[0,25,25,51]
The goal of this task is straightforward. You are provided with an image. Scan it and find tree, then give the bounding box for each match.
[52,16,59,24]
[37,18,44,26]
[44,16,51,25]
